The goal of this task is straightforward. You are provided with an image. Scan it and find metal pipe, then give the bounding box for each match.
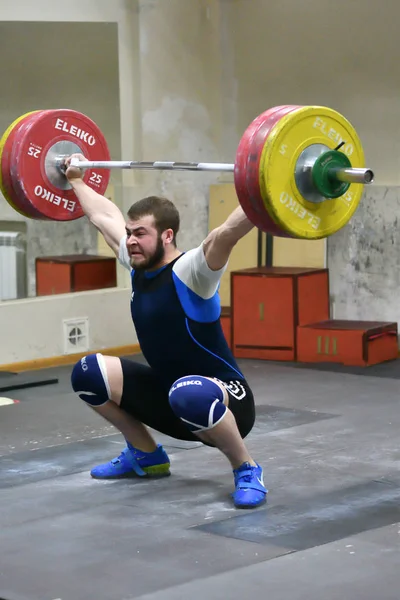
[329,168,374,185]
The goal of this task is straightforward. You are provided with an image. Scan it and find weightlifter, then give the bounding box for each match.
[66,153,267,509]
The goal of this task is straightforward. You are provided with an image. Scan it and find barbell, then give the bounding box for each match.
[0,105,374,239]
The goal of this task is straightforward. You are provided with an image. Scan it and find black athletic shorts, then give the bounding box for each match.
[119,358,255,443]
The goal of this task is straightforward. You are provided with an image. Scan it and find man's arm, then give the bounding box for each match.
[202,205,255,271]
[65,154,126,257]
[173,205,254,301]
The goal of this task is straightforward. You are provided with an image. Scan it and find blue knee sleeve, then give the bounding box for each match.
[168,376,227,432]
[71,353,110,407]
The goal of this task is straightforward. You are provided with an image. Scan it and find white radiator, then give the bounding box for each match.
[0,232,27,301]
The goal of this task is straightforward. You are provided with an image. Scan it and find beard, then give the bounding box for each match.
[130,234,165,271]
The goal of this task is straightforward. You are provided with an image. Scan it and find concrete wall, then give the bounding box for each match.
[2,0,400,367]
[121,0,229,253]
[224,0,400,327]
[328,185,400,323]
[224,0,400,184]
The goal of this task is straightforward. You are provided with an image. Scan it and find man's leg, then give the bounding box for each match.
[169,376,266,508]
[77,355,157,452]
[71,353,170,478]
[196,407,255,468]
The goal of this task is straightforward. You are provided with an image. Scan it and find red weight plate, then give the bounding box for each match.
[234,106,287,233]
[235,105,301,236]
[234,107,291,234]
[0,111,51,219]
[235,105,300,236]
[10,109,111,221]
[246,105,302,236]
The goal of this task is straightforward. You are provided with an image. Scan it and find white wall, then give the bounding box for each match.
[0,0,128,22]
[0,287,136,365]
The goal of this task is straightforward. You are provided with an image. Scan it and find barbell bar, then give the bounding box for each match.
[67,159,236,172]
[333,168,374,184]
[0,105,373,238]
[68,157,373,185]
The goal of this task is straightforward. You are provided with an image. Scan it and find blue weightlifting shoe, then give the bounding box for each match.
[232,462,267,508]
[90,442,171,479]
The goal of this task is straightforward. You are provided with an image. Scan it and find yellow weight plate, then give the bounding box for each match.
[0,111,40,216]
[259,106,365,240]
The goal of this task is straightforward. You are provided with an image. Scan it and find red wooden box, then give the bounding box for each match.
[297,320,398,366]
[231,267,330,361]
[36,254,117,296]
[220,306,232,349]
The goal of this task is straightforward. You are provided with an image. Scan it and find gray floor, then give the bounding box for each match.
[0,355,399,600]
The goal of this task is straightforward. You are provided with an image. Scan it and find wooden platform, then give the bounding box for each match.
[297,320,398,366]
